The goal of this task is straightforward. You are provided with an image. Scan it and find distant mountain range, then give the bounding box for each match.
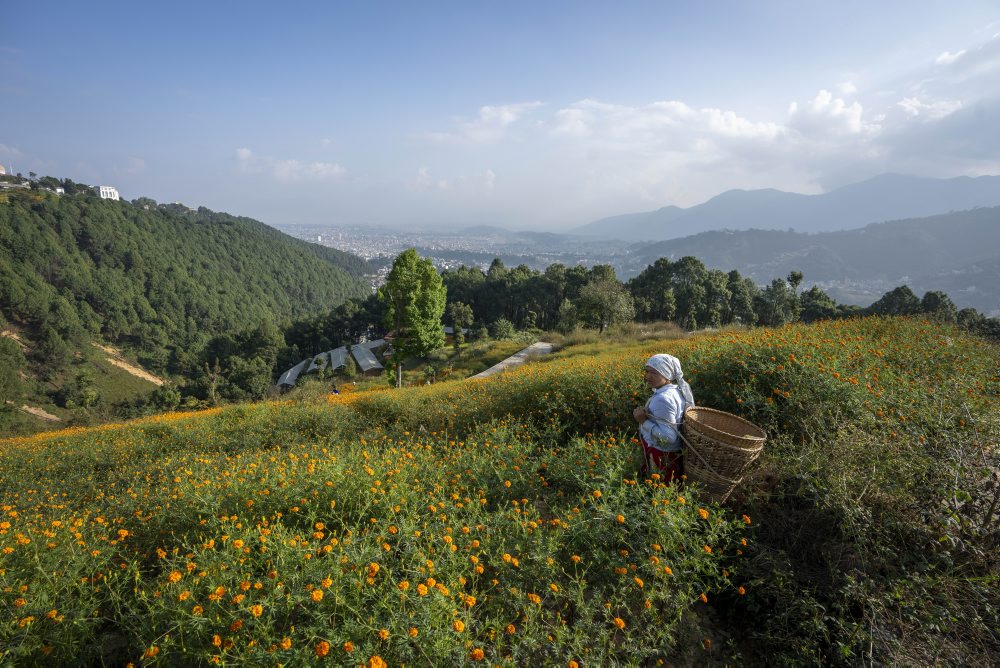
[572,173,1000,241]
[618,206,1000,314]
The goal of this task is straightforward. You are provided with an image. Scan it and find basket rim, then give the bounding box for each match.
[684,406,767,442]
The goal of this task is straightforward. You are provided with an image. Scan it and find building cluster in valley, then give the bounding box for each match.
[276,338,387,388]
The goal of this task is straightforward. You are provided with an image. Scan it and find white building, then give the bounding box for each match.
[96,186,120,200]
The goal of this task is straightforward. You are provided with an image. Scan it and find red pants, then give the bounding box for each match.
[641,438,683,483]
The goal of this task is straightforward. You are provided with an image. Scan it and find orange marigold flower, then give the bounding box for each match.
[311,589,324,602]
[738,586,746,596]
[698,508,709,520]
[368,657,387,668]
[703,545,712,554]
[453,619,465,633]
[528,593,541,605]
[250,604,263,618]
[571,555,581,564]
[416,583,428,596]
[343,640,355,653]
[279,637,292,650]
[592,490,602,499]
[315,640,330,657]
[470,648,485,661]
[378,628,389,640]
[616,514,625,524]
[506,623,516,635]
[549,583,559,593]
[167,571,183,583]
[192,605,204,615]
[613,617,626,630]
[699,592,708,603]
[408,627,418,637]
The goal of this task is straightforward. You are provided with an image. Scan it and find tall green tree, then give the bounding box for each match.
[379,249,447,387]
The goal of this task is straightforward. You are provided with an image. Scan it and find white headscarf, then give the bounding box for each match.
[645,354,695,407]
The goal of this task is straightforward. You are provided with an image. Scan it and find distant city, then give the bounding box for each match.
[274,223,632,288]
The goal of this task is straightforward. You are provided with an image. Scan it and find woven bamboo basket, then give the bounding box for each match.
[681,406,767,503]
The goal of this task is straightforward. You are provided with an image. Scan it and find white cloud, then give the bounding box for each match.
[838,80,858,95]
[896,96,963,119]
[935,49,967,65]
[235,147,346,182]
[787,89,870,137]
[429,101,544,144]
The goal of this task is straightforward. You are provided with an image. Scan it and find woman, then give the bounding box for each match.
[632,354,694,483]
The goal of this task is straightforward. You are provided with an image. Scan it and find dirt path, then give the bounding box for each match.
[6,401,61,422]
[469,342,554,379]
[93,343,165,386]
[1,330,28,350]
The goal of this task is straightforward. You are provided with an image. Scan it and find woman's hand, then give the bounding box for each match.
[632,406,647,423]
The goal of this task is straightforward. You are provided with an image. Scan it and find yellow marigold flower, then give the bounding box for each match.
[416,583,428,596]
[502,553,512,563]
[698,508,709,520]
[279,637,292,650]
[398,580,410,591]
[167,571,183,583]
[569,661,580,668]
[178,590,190,601]
[343,640,355,652]
[452,619,465,633]
[232,539,244,549]
[378,628,389,640]
[616,514,625,524]
[528,593,541,605]
[315,640,330,657]
[592,490,602,499]
[212,634,223,647]
[46,609,58,619]
[741,538,748,546]
[663,566,673,576]
[613,617,626,630]
[634,576,644,588]
[571,554,581,564]
[192,605,204,615]
[470,648,485,661]
[408,627,418,637]
[700,592,708,603]
[549,583,559,593]
[311,589,324,602]
[703,545,712,554]
[368,657,387,668]
[321,577,333,589]
[250,604,263,618]
[677,496,686,504]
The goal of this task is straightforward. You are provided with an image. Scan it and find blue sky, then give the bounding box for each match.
[3,1,999,230]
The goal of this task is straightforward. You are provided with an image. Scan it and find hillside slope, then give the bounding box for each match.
[2,317,997,665]
[0,192,371,352]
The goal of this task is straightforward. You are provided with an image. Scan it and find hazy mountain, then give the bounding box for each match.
[619,206,1000,313]
[573,173,1000,241]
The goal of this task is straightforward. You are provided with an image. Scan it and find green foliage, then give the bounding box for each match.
[0,192,368,380]
[489,317,516,340]
[0,337,25,406]
[379,249,447,387]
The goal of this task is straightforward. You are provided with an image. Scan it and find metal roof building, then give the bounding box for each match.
[350,343,384,375]
[276,359,309,387]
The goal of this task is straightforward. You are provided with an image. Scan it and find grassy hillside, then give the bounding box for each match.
[1,317,997,665]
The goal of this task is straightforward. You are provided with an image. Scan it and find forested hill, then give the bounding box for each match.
[0,191,372,360]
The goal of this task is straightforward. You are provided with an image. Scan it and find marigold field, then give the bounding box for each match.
[2,317,998,665]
